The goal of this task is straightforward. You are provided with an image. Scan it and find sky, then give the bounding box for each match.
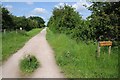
[2,1,92,25]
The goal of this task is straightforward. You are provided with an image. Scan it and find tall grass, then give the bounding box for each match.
[0,32,2,64]
[46,29,118,78]
[2,28,42,62]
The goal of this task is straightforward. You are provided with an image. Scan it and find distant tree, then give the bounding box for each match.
[13,16,39,31]
[2,7,14,30]
[13,16,26,30]
[29,16,45,28]
[1,7,46,31]
[25,18,39,31]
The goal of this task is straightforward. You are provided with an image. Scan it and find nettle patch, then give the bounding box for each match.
[19,54,40,74]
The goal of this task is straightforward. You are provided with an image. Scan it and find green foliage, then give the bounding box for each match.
[0,32,1,64]
[1,7,45,31]
[2,28,42,62]
[47,2,119,46]
[20,54,39,74]
[88,2,119,43]
[47,5,90,41]
[29,16,45,28]
[2,7,14,30]
[46,29,118,78]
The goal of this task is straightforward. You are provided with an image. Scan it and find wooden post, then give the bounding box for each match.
[97,42,100,57]
[16,29,17,33]
[3,29,6,34]
[108,46,111,55]
[97,41,112,57]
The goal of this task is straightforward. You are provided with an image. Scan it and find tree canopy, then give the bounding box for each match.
[29,16,45,28]
[1,7,45,31]
[47,5,88,40]
[2,7,14,30]
[47,2,119,46]
[88,2,120,41]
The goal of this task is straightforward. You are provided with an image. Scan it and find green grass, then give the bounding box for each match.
[2,28,42,62]
[19,54,39,75]
[46,29,119,78]
[0,32,2,64]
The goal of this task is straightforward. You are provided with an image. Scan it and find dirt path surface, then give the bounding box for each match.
[1,27,64,78]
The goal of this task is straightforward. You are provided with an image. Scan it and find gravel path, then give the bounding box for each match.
[1,27,64,78]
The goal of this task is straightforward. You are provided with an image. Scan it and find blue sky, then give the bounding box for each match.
[2,2,92,25]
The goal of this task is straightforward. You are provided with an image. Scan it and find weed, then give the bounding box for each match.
[19,54,40,74]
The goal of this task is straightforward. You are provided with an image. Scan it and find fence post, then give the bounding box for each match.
[108,46,111,55]
[16,29,17,33]
[97,42,100,57]
[3,29,6,34]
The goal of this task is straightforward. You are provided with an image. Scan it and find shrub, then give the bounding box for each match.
[19,54,40,74]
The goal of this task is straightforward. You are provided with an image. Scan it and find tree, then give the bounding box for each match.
[88,2,120,46]
[0,5,2,31]
[47,4,91,41]
[29,16,45,28]
[25,19,38,31]
[1,7,46,31]
[2,7,14,30]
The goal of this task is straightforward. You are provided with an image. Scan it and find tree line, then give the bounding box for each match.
[47,2,120,46]
[1,6,45,31]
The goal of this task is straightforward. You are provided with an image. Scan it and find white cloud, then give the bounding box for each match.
[72,2,92,19]
[32,8,46,15]
[26,8,47,19]
[53,2,92,19]
[55,3,64,8]
[55,2,92,11]
[72,1,92,11]
[26,2,34,5]
[5,5,13,11]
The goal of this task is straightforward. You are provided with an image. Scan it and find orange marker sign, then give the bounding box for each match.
[99,41,112,47]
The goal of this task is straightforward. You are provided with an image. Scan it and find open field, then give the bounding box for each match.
[2,28,42,62]
[46,29,118,78]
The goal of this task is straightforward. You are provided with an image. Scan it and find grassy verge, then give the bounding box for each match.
[2,28,42,62]
[0,32,2,64]
[46,29,118,78]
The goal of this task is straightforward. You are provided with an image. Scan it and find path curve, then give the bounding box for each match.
[1,27,64,78]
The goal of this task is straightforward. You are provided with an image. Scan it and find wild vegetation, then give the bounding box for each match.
[2,28,42,62]
[0,32,1,64]
[19,54,40,74]
[46,29,118,78]
[47,2,119,78]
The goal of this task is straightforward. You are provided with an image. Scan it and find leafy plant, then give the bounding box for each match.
[19,54,40,74]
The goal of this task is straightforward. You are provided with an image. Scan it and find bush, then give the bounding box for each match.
[19,54,40,74]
